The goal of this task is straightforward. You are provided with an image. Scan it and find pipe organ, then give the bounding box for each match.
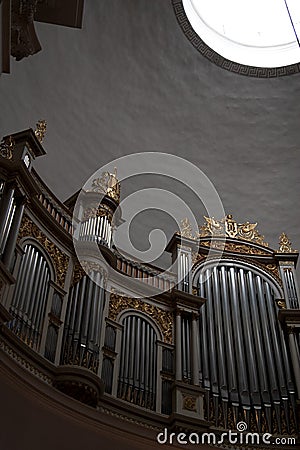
[0,129,299,446]
[8,243,51,350]
[79,214,112,247]
[117,315,158,411]
[61,270,106,373]
[195,262,296,433]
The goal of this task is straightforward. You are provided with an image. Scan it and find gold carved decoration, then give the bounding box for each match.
[277,300,287,310]
[179,218,194,239]
[82,205,112,221]
[17,215,69,288]
[108,293,173,344]
[278,232,298,253]
[34,120,47,143]
[72,260,86,286]
[0,136,15,160]
[200,240,269,255]
[182,395,197,412]
[88,168,120,203]
[199,214,269,247]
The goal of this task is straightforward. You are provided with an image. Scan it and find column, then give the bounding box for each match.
[175,309,182,381]
[192,312,200,386]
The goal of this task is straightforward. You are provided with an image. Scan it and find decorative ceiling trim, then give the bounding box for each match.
[171,0,300,78]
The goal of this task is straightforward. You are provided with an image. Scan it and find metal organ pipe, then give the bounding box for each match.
[238,268,260,406]
[199,270,210,390]
[220,267,238,404]
[212,267,228,401]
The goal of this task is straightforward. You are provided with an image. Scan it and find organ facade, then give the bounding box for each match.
[0,126,299,448]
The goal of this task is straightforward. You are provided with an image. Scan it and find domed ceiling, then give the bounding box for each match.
[0,0,299,267]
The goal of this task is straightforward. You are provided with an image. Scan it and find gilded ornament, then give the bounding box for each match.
[182,395,197,412]
[34,120,47,143]
[199,214,269,247]
[179,218,194,239]
[276,300,287,310]
[17,215,69,288]
[200,240,268,255]
[88,168,120,203]
[108,293,173,344]
[72,261,86,286]
[0,136,15,160]
[278,232,297,253]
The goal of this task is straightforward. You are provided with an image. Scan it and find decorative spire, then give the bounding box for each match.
[34,120,47,143]
[278,232,297,253]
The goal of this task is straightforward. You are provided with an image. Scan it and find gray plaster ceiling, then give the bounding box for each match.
[0,1,299,267]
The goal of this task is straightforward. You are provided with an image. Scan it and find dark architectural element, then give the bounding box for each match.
[0,0,84,74]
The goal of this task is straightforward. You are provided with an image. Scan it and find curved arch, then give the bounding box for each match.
[117,312,159,411]
[9,242,52,350]
[191,258,295,432]
[18,237,55,282]
[117,308,163,342]
[193,257,283,299]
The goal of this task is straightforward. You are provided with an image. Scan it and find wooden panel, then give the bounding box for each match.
[1,0,10,74]
[34,0,84,29]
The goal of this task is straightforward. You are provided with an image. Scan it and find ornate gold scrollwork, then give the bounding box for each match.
[108,293,173,344]
[34,120,47,143]
[278,232,298,253]
[88,168,120,203]
[182,395,197,412]
[200,240,269,255]
[18,215,69,288]
[199,214,269,247]
[0,136,15,160]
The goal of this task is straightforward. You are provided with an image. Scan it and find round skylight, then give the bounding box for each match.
[182,0,300,68]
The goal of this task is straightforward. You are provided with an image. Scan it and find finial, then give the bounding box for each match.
[34,120,47,143]
[0,136,15,160]
[179,218,194,239]
[278,232,297,253]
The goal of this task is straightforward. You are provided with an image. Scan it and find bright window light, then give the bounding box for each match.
[183,0,300,67]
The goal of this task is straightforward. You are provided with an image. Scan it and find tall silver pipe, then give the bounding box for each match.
[199,270,210,389]
[27,254,44,319]
[220,267,238,403]
[82,278,92,341]
[206,267,218,394]
[123,316,131,387]
[135,317,141,388]
[17,246,35,312]
[69,281,80,333]
[21,249,39,314]
[175,311,182,380]
[12,245,31,311]
[30,260,48,332]
[247,271,269,405]
[181,316,187,379]
[229,267,250,406]
[35,270,50,341]
[238,268,260,405]
[255,275,279,403]
[212,267,228,400]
